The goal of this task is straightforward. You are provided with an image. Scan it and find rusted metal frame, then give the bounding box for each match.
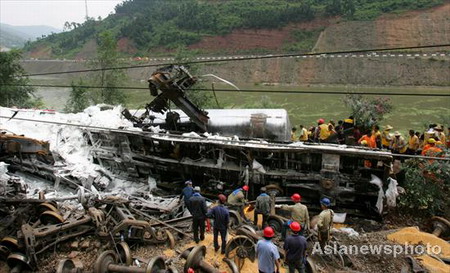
[35,225,93,255]
[111,219,149,241]
[129,207,193,239]
[148,215,192,227]
[33,216,92,237]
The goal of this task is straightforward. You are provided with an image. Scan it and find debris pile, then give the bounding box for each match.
[387,227,450,273]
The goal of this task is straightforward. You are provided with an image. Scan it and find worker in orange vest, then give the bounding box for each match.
[421,138,443,157]
[358,131,377,148]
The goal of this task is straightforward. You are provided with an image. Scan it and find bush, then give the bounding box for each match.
[399,158,450,215]
[343,94,393,132]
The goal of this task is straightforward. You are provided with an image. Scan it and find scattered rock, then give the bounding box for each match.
[68,251,80,259]
[93,240,101,248]
[70,241,79,249]
[80,240,90,249]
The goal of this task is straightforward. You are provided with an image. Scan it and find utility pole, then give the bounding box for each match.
[85,0,89,20]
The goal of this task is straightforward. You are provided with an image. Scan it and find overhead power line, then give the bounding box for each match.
[22,43,450,77]
[2,83,450,97]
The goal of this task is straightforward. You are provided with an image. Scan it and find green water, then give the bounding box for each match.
[212,84,450,135]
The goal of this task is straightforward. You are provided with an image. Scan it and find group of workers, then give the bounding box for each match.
[290,117,355,144]
[291,119,448,157]
[356,123,448,157]
[182,181,334,273]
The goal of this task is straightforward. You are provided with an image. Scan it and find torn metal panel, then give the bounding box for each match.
[0,132,50,155]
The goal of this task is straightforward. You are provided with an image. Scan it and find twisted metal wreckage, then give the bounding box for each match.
[0,65,402,272]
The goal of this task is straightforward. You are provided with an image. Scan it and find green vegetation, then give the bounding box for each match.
[283,29,322,52]
[343,94,393,132]
[64,31,128,112]
[0,50,42,107]
[399,158,449,215]
[89,31,127,105]
[64,79,90,113]
[24,0,444,57]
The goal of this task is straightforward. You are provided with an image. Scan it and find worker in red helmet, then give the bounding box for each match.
[256,227,281,273]
[314,118,331,142]
[227,185,249,219]
[206,194,229,254]
[277,193,310,240]
[284,222,307,273]
[227,185,248,206]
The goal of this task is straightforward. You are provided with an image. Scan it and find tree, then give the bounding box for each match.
[325,0,342,16]
[0,50,41,108]
[343,94,392,132]
[342,0,356,17]
[89,31,127,105]
[64,79,90,113]
[63,21,72,31]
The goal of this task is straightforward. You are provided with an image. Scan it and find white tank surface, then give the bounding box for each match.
[206,109,291,142]
[133,108,292,142]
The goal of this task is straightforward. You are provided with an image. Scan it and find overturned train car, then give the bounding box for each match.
[84,121,392,217]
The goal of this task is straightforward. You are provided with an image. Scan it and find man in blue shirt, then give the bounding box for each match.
[181,180,194,212]
[189,186,207,243]
[256,227,281,273]
[283,222,307,273]
[206,194,229,254]
[254,187,271,228]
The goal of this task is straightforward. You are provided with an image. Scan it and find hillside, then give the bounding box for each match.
[0,23,62,49]
[0,29,26,49]
[23,0,447,58]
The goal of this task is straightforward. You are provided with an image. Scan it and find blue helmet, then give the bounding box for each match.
[320,198,331,207]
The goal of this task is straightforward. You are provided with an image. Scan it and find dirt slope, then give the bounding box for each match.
[189,3,450,53]
[314,3,450,52]
[189,17,337,52]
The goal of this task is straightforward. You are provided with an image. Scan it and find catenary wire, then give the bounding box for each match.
[21,43,450,77]
[2,84,450,97]
[0,115,448,161]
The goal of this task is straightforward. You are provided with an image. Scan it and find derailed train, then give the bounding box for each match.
[85,65,394,217]
[85,126,392,216]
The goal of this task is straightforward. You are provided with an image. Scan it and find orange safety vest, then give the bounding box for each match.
[423,146,443,157]
[359,135,377,148]
[421,144,431,156]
